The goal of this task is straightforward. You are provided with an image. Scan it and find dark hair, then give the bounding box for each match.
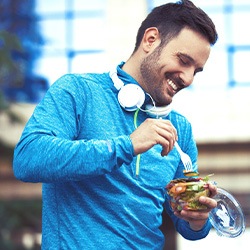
[133,0,218,53]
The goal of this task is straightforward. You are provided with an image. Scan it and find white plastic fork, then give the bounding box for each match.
[174,142,193,172]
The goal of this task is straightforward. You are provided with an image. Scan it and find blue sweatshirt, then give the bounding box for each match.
[13,64,211,249]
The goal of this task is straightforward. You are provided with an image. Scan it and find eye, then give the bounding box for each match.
[178,55,189,66]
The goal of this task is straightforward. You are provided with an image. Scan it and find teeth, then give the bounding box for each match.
[167,79,177,90]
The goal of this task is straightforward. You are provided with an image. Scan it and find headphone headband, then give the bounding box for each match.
[145,104,172,118]
[109,70,124,90]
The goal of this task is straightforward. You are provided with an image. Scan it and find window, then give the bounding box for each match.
[35,0,250,89]
[151,0,250,89]
[34,0,107,85]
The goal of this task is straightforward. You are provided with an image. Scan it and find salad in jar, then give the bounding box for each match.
[166,175,213,211]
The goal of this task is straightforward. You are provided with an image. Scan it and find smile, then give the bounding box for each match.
[167,79,178,91]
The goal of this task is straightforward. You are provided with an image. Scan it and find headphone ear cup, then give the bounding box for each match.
[118,84,145,111]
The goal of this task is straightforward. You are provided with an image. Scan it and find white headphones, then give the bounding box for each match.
[109,69,172,117]
[109,70,145,111]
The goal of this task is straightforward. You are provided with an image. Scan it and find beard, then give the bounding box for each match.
[140,48,173,106]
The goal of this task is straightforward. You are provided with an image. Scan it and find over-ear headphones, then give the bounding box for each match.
[109,70,145,111]
[109,69,172,117]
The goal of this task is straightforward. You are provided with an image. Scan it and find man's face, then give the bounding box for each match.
[140,28,211,106]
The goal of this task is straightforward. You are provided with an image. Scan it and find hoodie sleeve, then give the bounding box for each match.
[13,74,134,183]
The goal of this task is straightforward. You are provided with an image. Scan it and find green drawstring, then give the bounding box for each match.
[133,108,140,129]
[133,109,141,177]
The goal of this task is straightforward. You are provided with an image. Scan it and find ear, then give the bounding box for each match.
[142,27,161,53]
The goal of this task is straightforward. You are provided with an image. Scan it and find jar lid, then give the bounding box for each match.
[209,187,246,238]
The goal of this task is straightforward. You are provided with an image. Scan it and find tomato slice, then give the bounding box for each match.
[170,183,186,194]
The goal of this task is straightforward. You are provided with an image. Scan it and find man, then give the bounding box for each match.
[13,0,218,249]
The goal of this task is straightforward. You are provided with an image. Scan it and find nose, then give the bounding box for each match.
[179,69,195,87]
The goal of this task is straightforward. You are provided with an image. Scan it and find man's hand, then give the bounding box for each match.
[130,118,178,156]
[174,183,217,231]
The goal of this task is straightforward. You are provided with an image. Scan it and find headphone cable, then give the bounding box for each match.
[133,108,141,177]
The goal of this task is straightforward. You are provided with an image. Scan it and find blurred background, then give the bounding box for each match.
[0,0,249,249]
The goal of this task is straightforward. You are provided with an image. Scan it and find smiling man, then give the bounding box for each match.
[13,1,218,249]
[124,27,211,107]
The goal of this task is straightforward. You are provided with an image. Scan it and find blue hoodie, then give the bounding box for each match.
[13,64,211,249]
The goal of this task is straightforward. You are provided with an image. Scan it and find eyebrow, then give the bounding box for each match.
[178,52,204,73]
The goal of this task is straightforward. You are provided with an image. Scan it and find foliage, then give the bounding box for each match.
[0,30,25,113]
[0,0,47,104]
[0,200,42,250]
[0,30,24,89]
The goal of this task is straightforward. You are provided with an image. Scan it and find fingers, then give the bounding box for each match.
[174,208,209,221]
[199,195,217,210]
[130,118,177,156]
[174,208,211,231]
[174,190,218,231]
[208,183,218,197]
[197,184,218,210]
[155,119,177,156]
